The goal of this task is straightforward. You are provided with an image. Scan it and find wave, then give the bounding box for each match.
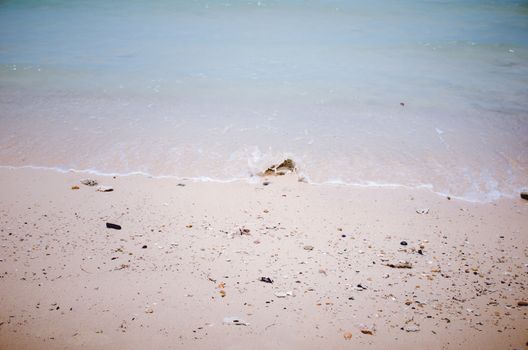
[0,164,514,204]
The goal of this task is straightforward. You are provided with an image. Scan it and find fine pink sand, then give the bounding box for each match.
[0,167,527,349]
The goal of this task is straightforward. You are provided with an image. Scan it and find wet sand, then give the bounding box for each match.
[0,167,526,349]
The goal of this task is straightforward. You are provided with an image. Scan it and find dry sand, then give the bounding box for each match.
[0,167,526,349]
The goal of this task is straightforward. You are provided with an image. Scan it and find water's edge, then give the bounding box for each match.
[0,164,514,204]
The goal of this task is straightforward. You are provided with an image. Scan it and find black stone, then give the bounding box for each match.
[106,223,121,230]
[259,277,273,284]
[400,241,408,246]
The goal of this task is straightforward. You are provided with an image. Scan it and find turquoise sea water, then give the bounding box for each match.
[0,0,527,201]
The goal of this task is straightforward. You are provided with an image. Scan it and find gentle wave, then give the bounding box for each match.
[0,164,513,204]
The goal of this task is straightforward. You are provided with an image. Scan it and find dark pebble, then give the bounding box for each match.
[259,277,273,284]
[106,223,121,230]
[418,249,423,255]
[142,245,147,249]
[400,241,408,246]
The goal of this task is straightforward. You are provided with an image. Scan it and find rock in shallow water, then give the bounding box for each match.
[261,159,296,176]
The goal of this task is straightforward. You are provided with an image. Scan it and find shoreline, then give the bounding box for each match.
[0,165,514,204]
[0,167,526,349]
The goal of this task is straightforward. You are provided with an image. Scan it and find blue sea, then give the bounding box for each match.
[1,0,527,201]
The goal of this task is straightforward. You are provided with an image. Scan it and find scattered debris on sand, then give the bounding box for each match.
[80,179,98,186]
[238,228,251,236]
[96,185,114,192]
[106,223,122,230]
[386,261,412,269]
[1,167,527,349]
[404,324,420,332]
[223,317,249,326]
[274,291,294,298]
[259,277,273,284]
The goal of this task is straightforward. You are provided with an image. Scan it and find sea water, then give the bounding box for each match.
[1,0,527,202]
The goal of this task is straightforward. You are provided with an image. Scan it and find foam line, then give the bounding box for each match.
[0,164,513,203]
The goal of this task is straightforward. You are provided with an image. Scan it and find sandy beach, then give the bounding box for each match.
[1,1,528,349]
[0,167,526,349]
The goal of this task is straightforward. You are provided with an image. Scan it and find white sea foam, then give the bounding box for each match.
[0,164,514,204]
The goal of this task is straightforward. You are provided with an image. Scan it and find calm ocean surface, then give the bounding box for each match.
[0,0,527,201]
